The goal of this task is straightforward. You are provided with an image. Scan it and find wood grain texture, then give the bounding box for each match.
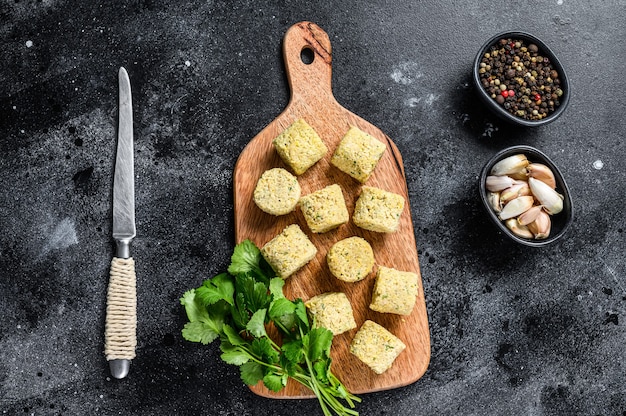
[233,21,430,398]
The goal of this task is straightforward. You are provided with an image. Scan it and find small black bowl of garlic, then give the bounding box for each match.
[479,145,573,247]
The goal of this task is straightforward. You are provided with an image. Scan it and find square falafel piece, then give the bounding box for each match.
[273,118,328,175]
[331,126,386,183]
[299,184,349,233]
[369,266,418,316]
[350,320,406,374]
[305,292,357,335]
[353,186,405,233]
[260,224,317,278]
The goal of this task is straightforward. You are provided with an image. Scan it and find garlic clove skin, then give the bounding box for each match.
[508,169,530,181]
[490,154,529,177]
[505,218,534,239]
[527,210,551,239]
[498,195,534,220]
[486,175,515,192]
[517,205,544,226]
[500,180,531,204]
[528,177,563,215]
[527,163,556,189]
[487,191,502,213]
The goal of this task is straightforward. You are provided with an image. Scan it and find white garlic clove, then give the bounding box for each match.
[527,210,552,239]
[517,205,544,226]
[498,195,534,220]
[500,180,531,204]
[490,154,529,177]
[528,177,563,215]
[486,175,515,192]
[487,191,502,213]
[505,218,534,239]
[527,163,556,189]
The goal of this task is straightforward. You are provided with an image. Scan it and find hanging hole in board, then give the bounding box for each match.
[300,47,314,65]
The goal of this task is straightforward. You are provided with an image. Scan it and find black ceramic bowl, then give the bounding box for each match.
[479,146,573,247]
[473,31,570,127]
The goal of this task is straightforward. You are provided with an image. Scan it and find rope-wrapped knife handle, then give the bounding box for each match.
[104,257,137,361]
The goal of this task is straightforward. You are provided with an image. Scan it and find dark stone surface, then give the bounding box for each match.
[1,1,624,415]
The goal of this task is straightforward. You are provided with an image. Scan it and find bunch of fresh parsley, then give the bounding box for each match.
[180,240,361,416]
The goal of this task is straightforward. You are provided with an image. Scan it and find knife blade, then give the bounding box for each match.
[104,67,137,379]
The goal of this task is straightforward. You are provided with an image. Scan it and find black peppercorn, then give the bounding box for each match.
[478,37,564,121]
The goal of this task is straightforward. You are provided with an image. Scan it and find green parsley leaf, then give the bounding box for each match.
[281,339,304,364]
[279,355,299,378]
[222,324,246,346]
[231,292,249,329]
[308,328,333,362]
[179,289,205,323]
[313,358,330,385]
[269,297,296,318]
[181,321,220,345]
[180,289,228,344]
[250,337,279,365]
[263,373,285,392]
[269,278,285,299]
[294,299,309,330]
[269,297,297,331]
[221,348,250,366]
[195,273,235,306]
[236,274,272,312]
[228,239,262,276]
[239,361,264,386]
[246,309,268,338]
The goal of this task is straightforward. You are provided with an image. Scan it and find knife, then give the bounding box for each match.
[104,67,137,379]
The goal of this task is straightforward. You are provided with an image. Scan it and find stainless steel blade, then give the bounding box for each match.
[113,67,135,249]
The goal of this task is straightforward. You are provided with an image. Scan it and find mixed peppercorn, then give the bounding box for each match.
[478,38,564,121]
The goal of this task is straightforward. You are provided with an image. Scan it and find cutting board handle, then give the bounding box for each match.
[283,22,333,103]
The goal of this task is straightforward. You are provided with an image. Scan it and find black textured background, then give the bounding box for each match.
[1,1,624,415]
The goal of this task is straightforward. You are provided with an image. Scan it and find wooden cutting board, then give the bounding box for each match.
[233,21,430,398]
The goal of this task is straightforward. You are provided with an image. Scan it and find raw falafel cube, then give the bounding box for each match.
[253,168,301,215]
[273,118,328,175]
[369,266,418,316]
[305,292,357,335]
[299,184,349,233]
[326,236,375,282]
[350,320,406,374]
[260,224,317,278]
[353,186,405,233]
[331,126,386,183]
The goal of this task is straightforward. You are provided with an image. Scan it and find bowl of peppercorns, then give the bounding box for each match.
[473,31,570,127]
